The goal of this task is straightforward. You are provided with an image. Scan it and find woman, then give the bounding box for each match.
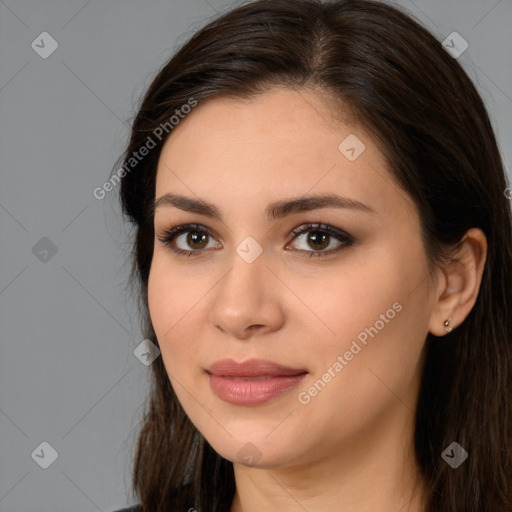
[113,0,512,510]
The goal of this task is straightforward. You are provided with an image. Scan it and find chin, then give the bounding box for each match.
[200,428,303,470]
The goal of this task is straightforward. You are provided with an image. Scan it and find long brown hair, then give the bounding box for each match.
[115,1,512,510]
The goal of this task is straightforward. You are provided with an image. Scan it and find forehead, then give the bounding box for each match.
[160,88,361,153]
[154,88,411,222]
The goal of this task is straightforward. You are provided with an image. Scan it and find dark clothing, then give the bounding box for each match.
[112,483,195,511]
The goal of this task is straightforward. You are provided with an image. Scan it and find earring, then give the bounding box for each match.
[444,317,453,333]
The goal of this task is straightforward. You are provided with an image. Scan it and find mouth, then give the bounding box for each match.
[206,358,308,405]
[219,375,283,380]
[207,358,307,377]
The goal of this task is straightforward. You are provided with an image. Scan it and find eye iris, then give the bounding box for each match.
[308,231,329,250]
[187,231,208,249]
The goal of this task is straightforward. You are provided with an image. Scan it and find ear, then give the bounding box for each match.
[429,228,487,337]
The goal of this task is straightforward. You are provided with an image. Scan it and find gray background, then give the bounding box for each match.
[0,0,511,510]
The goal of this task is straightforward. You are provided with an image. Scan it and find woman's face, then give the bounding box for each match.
[148,88,435,468]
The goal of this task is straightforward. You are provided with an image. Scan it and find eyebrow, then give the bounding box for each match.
[152,193,375,221]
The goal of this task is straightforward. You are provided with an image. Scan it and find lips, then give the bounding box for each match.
[206,358,308,406]
[207,358,307,377]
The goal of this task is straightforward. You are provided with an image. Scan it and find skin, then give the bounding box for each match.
[148,88,487,512]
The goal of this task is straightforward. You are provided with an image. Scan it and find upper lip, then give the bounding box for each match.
[207,358,307,377]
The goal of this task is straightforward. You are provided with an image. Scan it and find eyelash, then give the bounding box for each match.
[155,222,354,258]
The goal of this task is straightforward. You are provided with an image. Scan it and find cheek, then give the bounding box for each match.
[147,251,215,384]
[301,257,404,350]
[148,250,203,332]
[148,257,174,335]
[300,244,430,384]
[147,255,194,359]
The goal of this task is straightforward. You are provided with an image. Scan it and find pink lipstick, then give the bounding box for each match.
[207,358,307,405]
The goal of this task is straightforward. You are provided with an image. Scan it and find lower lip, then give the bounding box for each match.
[208,373,307,405]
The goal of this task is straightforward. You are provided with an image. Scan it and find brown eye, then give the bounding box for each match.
[304,231,330,251]
[157,222,353,258]
[287,223,354,257]
[157,223,221,256]
[185,231,209,250]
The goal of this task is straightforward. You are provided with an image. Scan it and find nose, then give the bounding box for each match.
[208,244,285,340]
